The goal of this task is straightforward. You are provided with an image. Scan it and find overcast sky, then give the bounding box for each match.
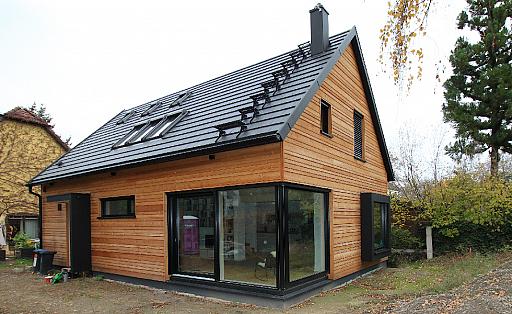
[0,0,467,163]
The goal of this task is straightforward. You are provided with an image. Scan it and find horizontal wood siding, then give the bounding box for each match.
[42,201,69,266]
[283,44,389,280]
[42,143,282,281]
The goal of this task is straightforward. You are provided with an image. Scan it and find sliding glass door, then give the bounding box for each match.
[175,193,216,277]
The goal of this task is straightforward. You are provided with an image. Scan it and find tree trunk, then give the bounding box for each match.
[490,146,500,177]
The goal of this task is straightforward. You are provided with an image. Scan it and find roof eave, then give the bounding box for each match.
[28,132,282,186]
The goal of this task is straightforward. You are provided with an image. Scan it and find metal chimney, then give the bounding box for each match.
[309,3,329,56]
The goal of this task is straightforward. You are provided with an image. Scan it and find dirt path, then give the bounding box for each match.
[1,257,511,314]
[382,260,512,313]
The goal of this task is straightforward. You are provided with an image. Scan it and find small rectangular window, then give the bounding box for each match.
[354,110,364,160]
[101,196,135,218]
[320,100,331,136]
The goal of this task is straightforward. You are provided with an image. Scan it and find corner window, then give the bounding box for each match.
[218,187,277,287]
[360,193,390,261]
[101,196,135,218]
[287,188,326,283]
[320,100,331,136]
[354,110,364,160]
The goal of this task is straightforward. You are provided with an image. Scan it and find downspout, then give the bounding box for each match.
[28,185,43,248]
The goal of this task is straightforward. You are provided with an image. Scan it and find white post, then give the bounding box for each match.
[426,226,433,260]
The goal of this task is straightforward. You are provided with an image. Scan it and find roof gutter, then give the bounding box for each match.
[30,132,283,186]
[28,185,42,248]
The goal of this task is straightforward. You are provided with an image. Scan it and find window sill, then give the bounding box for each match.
[354,156,366,163]
[320,130,333,138]
[97,215,136,220]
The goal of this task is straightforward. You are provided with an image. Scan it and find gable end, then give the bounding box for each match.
[279,27,394,182]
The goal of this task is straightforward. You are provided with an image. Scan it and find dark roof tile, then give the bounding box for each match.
[30,28,394,184]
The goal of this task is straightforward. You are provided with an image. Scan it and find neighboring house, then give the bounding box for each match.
[29,5,394,307]
[0,107,68,246]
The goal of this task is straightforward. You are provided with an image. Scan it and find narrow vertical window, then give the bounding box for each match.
[353,110,364,160]
[320,100,331,136]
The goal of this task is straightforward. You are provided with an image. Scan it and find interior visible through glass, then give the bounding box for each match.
[103,198,134,216]
[219,187,277,287]
[287,189,325,282]
[177,194,215,276]
[373,202,385,250]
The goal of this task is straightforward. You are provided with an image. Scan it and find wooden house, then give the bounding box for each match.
[29,4,394,307]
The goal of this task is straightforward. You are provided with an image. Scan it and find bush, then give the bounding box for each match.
[391,172,512,254]
[12,232,34,249]
[391,227,424,250]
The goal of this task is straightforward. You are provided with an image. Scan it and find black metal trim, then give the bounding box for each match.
[168,191,216,279]
[360,193,391,261]
[283,186,330,289]
[46,193,73,202]
[320,100,331,136]
[93,261,385,309]
[165,182,329,291]
[214,191,220,282]
[99,195,136,219]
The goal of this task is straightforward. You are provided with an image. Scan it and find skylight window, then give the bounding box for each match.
[116,110,136,124]
[112,109,188,148]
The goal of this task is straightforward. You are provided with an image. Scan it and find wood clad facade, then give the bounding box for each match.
[41,44,389,284]
[283,44,388,280]
[42,201,69,266]
[42,143,282,281]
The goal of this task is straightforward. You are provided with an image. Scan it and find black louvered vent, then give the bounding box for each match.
[354,111,363,159]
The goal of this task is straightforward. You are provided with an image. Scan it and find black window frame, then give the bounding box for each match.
[166,182,330,293]
[353,110,364,161]
[360,193,391,261]
[283,185,330,289]
[99,195,136,219]
[320,100,332,137]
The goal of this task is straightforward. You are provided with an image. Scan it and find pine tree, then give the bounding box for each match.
[443,0,512,176]
[28,102,53,125]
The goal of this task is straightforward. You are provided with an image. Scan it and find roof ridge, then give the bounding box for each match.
[123,31,350,113]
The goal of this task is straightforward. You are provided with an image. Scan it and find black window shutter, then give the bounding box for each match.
[321,100,330,135]
[354,111,363,159]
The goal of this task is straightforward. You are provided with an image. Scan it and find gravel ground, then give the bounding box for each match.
[382,260,512,314]
[1,257,511,314]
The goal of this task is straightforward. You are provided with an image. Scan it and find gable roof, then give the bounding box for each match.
[29,27,394,185]
[1,107,70,151]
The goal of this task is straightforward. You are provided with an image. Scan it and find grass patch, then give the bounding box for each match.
[306,250,511,311]
[0,258,33,269]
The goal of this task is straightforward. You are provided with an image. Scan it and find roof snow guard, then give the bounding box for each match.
[29,27,394,185]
